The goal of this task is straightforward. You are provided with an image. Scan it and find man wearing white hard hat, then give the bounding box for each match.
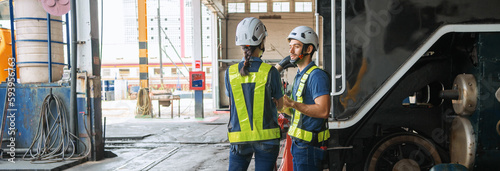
[282,26,331,171]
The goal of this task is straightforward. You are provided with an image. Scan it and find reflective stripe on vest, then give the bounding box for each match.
[227,63,280,143]
[288,65,330,143]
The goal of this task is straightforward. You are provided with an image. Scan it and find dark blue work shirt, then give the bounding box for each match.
[225,57,283,144]
[291,62,331,132]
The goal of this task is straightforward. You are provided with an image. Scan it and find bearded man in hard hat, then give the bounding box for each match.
[282,26,331,171]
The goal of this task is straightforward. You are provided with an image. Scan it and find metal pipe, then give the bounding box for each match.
[331,0,346,96]
[47,13,52,83]
[157,1,163,87]
[161,28,189,72]
[0,148,74,154]
[315,0,319,66]
[331,0,335,95]
[70,0,78,140]
[66,14,71,69]
[161,46,187,79]
[8,0,16,82]
[103,117,106,147]
[339,0,346,95]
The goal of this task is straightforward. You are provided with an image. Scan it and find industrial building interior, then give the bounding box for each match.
[0,0,323,170]
[3,0,500,170]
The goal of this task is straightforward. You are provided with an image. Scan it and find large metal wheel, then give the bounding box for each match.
[364,133,441,171]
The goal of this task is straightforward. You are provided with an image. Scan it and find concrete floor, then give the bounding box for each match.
[0,99,287,170]
[67,116,236,171]
[65,99,281,171]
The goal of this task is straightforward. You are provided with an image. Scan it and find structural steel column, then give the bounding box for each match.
[211,11,219,109]
[138,0,149,88]
[89,0,104,160]
[180,0,185,58]
[192,0,203,118]
[157,1,163,87]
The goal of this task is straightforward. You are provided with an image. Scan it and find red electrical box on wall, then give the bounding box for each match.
[189,71,205,90]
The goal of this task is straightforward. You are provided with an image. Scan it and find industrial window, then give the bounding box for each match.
[154,68,164,76]
[295,2,312,12]
[250,2,267,13]
[228,3,245,13]
[119,69,130,76]
[273,2,290,12]
[102,69,111,77]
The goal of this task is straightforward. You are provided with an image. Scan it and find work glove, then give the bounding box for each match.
[278,56,297,70]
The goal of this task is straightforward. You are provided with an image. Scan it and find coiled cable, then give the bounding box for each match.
[23,93,90,163]
[136,88,152,116]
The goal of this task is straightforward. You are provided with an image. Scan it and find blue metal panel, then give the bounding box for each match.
[77,97,88,155]
[89,97,103,161]
[0,83,73,149]
[194,90,204,118]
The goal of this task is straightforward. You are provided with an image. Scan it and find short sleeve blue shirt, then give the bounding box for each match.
[291,62,331,132]
[225,57,284,144]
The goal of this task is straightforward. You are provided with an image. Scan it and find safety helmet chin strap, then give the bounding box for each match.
[290,44,310,64]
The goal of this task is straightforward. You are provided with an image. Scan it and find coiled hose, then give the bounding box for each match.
[23,93,90,163]
[136,88,152,116]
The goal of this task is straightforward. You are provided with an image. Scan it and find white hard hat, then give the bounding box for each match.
[287,26,319,50]
[235,17,267,46]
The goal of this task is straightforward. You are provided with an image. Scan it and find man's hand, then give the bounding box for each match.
[281,94,330,119]
[282,95,295,108]
[273,97,284,111]
[279,95,294,116]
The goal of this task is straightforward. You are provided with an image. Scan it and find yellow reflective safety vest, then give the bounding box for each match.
[288,65,330,143]
[227,63,281,143]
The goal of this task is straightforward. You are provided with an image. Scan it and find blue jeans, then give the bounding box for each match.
[229,142,280,171]
[291,140,325,171]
